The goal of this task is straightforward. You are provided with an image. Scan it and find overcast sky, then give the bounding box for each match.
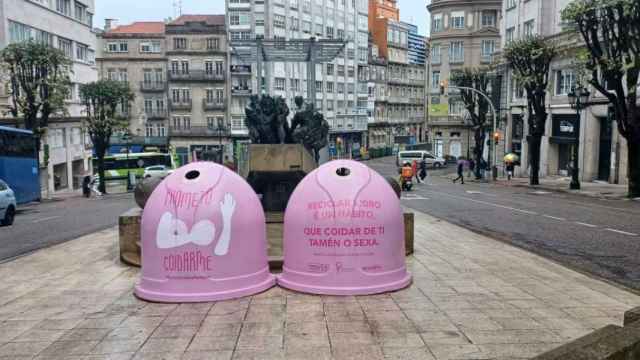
[95,0,430,36]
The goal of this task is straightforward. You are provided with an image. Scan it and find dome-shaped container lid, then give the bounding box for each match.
[135,162,275,302]
[278,160,411,295]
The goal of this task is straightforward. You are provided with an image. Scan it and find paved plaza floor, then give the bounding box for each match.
[0,210,638,359]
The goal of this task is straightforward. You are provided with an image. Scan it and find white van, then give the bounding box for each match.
[396,151,446,169]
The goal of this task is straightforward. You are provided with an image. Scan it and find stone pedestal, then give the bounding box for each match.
[119,208,142,267]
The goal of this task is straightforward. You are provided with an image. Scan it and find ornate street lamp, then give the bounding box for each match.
[217,117,225,164]
[567,86,590,190]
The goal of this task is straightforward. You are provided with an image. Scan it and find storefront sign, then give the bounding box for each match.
[278,160,412,295]
[135,162,275,302]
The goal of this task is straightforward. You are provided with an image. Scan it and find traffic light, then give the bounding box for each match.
[493,131,500,144]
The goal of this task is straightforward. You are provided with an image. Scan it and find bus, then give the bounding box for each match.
[0,126,40,204]
[93,152,174,180]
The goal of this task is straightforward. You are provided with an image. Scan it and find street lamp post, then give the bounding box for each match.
[122,131,132,191]
[567,86,590,191]
[217,118,224,164]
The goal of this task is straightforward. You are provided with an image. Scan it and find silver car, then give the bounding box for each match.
[397,151,446,169]
[0,180,17,226]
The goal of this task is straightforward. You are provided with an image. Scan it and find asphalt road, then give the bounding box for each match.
[367,157,640,292]
[0,193,135,262]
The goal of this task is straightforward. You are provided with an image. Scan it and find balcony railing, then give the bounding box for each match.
[168,70,225,82]
[145,109,168,120]
[202,98,226,111]
[231,86,253,96]
[169,126,230,137]
[169,99,193,110]
[140,81,166,92]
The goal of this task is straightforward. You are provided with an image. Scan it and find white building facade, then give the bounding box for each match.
[0,0,98,197]
[226,0,370,159]
[501,0,628,184]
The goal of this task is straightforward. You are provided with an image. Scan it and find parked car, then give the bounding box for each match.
[0,180,17,226]
[143,165,172,179]
[396,151,446,169]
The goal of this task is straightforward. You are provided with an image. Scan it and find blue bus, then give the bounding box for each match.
[0,126,40,204]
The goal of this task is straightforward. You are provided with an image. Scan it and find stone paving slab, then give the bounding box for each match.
[0,210,638,359]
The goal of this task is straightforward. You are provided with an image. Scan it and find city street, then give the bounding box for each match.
[367,157,640,292]
[0,193,134,262]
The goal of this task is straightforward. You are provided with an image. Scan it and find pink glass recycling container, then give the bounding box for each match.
[278,160,412,295]
[135,162,275,302]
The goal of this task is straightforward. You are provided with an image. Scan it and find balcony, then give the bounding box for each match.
[169,126,230,137]
[231,85,253,96]
[230,65,252,75]
[145,109,168,120]
[169,99,193,111]
[202,98,226,111]
[168,70,225,82]
[140,81,166,92]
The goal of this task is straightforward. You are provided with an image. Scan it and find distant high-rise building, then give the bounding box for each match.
[226,0,371,160]
[405,23,427,66]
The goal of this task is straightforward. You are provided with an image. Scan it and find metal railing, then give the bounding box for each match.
[202,98,226,111]
[140,81,166,92]
[169,99,192,110]
[169,126,229,137]
[145,110,168,120]
[168,70,225,81]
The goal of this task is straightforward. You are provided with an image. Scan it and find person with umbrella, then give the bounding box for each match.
[504,153,519,181]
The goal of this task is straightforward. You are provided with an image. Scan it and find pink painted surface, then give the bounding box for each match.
[278,160,412,295]
[135,162,275,302]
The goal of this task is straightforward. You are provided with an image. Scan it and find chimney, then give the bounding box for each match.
[104,18,117,31]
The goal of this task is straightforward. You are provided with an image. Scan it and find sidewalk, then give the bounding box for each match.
[494,176,630,199]
[0,211,638,360]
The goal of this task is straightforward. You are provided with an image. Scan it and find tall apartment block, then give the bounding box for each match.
[367,0,427,150]
[406,23,427,66]
[97,15,230,165]
[500,0,627,184]
[0,0,97,197]
[226,0,371,159]
[96,21,169,153]
[426,0,501,159]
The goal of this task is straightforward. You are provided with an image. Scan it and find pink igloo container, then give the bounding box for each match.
[278,160,412,295]
[135,162,275,302]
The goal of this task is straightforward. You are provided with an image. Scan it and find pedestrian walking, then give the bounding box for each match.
[506,162,515,181]
[419,157,428,184]
[452,158,465,184]
[412,160,422,184]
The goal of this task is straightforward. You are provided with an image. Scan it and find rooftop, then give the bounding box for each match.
[168,14,225,26]
[106,21,165,35]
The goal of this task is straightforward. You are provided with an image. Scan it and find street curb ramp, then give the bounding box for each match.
[532,307,640,359]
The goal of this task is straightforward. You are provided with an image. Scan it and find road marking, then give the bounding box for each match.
[33,216,61,223]
[575,222,598,228]
[402,195,429,201]
[466,191,484,195]
[530,191,552,195]
[422,190,538,215]
[543,215,566,221]
[605,228,638,236]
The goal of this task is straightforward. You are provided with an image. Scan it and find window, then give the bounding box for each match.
[337,83,345,94]
[524,20,535,37]
[229,11,250,26]
[290,18,299,30]
[315,23,323,35]
[315,81,323,92]
[255,14,265,27]
[431,71,440,90]
[8,21,53,45]
[275,78,286,91]
[290,79,300,91]
[338,65,345,77]
[302,20,312,33]
[76,43,89,62]
[451,11,465,29]
[347,66,355,78]
[506,0,516,9]
[326,82,334,93]
[481,11,496,27]
[506,27,515,43]
[206,38,220,50]
[449,41,464,63]
[56,0,71,16]
[431,44,441,64]
[181,61,189,74]
[58,37,73,58]
[326,26,334,39]
[173,37,187,50]
[205,61,214,75]
[481,40,495,61]
[326,64,334,76]
[337,29,345,39]
[432,14,443,32]
[556,70,576,95]
[274,15,286,28]
[140,41,161,53]
[74,1,87,23]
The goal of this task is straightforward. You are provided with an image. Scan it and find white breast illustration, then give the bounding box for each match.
[156,212,216,249]
[155,193,236,256]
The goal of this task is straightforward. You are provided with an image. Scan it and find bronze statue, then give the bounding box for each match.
[245,95,329,163]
